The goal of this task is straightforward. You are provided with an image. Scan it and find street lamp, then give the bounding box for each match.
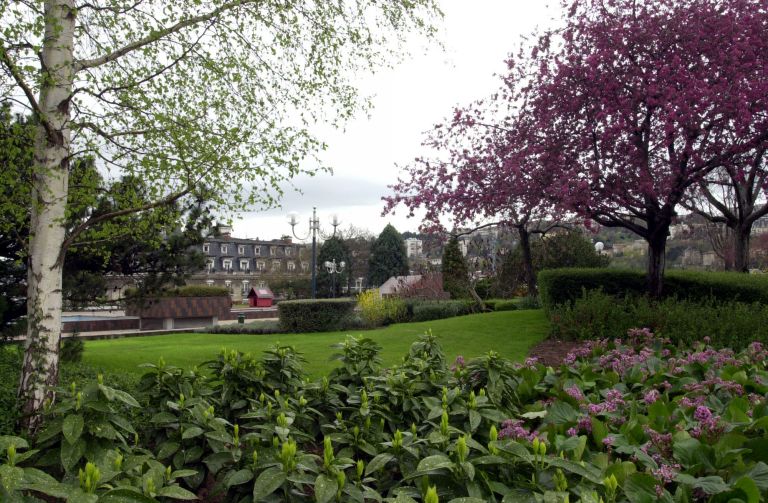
[324,258,346,298]
[289,208,344,298]
[594,241,605,254]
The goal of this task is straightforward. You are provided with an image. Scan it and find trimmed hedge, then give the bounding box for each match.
[549,289,768,350]
[125,285,230,298]
[278,298,356,332]
[539,268,768,311]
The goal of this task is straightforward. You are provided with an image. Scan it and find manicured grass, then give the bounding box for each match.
[83,310,548,376]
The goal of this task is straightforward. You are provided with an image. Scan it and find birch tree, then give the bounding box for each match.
[0,0,439,431]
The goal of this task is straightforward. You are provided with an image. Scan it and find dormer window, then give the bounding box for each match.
[222,258,232,270]
[285,247,292,256]
[240,259,250,270]
[206,258,215,270]
[271,260,281,271]
[254,246,261,256]
[203,243,210,253]
[221,244,228,254]
[238,245,245,255]
[256,260,265,271]
[269,246,276,256]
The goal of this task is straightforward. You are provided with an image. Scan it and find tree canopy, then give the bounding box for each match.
[368,224,409,287]
[441,237,470,299]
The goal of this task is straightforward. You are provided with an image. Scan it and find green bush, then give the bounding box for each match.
[0,345,21,435]
[409,300,473,322]
[493,300,519,312]
[125,285,230,298]
[278,298,357,332]
[538,268,768,312]
[60,335,84,363]
[357,290,407,327]
[203,320,281,334]
[548,289,768,350]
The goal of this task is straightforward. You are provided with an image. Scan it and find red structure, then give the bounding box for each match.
[247,287,274,308]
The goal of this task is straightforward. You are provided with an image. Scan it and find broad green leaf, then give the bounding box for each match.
[623,473,659,503]
[415,454,453,473]
[734,477,761,503]
[365,453,395,475]
[252,467,286,501]
[314,473,336,503]
[99,487,160,502]
[225,469,253,488]
[0,436,28,452]
[60,438,86,471]
[547,401,577,425]
[181,427,204,440]
[155,484,198,500]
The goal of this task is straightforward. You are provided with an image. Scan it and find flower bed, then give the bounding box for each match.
[2,330,767,502]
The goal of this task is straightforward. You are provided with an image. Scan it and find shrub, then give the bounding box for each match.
[409,300,473,322]
[493,300,519,312]
[0,345,21,435]
[60,335,84,363]
[278,298,356,332]
[538,268,768,311]
[203,320,281,334]
[549,289,768,350]
[125,285,230,298]
[357,290,407,327]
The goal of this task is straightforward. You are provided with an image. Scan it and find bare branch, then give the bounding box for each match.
[0,43,56,140]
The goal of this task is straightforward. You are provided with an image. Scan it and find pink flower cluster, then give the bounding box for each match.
[683,376,744,396]
[498,419,539,442]
[565,385,585,401]
[690,405,725,439]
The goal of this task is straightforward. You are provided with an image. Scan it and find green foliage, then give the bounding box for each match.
[498,230,609,297]
[203,320,281,334]
[442,237,470,299]
[60,336,85,364]
[278,299,357,332]
[538,268,768,312]
[368,224,409,287]
[6,331,768,501]
[357,290,407,328]
[410,300,474,322]
[549,289,768,349]
[125,285,230,298]
[0,346,22,435]
[317,237,351,298]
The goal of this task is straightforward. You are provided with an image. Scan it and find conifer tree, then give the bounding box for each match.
[441,237,470,299]
[368,225,409,287]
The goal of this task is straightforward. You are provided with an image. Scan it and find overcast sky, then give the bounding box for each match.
[233,1,560,241]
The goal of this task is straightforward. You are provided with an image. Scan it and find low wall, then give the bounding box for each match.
[126,296,231,319]
[62,318,140,334]
[225,308,278,320]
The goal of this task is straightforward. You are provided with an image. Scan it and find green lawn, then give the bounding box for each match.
[83,310,548,376]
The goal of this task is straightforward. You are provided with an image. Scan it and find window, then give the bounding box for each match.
[222,258,232,270]
[224,280,232,292]
[254,245,261,256]
[256,260,265,271]
[206,279,214,286]
[269,246,276,256]
[206,258,215,271]
[285,247,292,256]
[258,281,266,288]
[203,243,210,253]
[221,244,228,254]
[271,260,281,271]
[287,261,296,271]
[301,262,309,271]
[241,280,249,294]
[238,245,245,255]
[240,259,250,271]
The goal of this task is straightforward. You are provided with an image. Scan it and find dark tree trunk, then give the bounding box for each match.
[733,225,751,273]
[518,226,537,297]
[646,232,668,299]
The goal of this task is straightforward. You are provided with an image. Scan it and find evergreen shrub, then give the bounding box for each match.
[278,298,356,332]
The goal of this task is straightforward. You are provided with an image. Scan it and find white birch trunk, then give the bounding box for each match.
[18,0,76,432]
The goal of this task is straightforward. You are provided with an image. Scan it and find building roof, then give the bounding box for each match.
[379,275,422,295]
[247,287,274,299]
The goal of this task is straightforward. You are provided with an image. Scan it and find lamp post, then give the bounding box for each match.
[289,207,320,298]
[324,258,346,298]
[594,241,605,255]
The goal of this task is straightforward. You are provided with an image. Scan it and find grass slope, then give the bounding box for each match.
[83,310,548,376]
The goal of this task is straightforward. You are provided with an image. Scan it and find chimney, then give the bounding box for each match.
[217,224,233,238]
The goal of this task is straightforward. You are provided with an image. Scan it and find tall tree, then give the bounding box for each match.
[529,0,768,296]
[316,237,350,298]
[441,237,469,299]
[368,224,409,286]
[384,61,560,296]
[1,0,439,428]
[684,150,768,272]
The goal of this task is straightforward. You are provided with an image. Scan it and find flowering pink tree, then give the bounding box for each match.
[530,0,768,296]
[384,72,560,296]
